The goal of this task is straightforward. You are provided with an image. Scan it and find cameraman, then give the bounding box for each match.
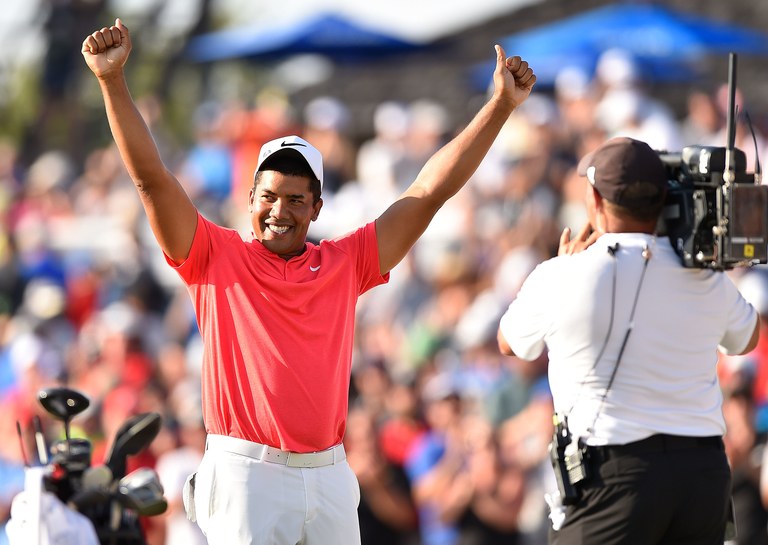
[496,136,761,545]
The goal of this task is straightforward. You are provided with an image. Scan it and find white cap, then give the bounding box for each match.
[254,135,324,189]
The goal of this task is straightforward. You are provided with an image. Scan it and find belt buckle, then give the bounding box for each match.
[286,451,317,468]
[285,452,299,467]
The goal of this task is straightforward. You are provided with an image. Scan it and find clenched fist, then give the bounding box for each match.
[81,18,132,80]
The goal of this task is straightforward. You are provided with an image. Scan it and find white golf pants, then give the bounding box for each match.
[185,435,361,545]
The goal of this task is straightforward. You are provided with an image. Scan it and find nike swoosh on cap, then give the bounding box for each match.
[281,141,307,148]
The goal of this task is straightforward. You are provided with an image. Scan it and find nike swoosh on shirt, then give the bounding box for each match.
[310,265,321,272]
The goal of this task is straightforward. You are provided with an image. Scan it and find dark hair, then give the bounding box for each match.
[253,152,322,203]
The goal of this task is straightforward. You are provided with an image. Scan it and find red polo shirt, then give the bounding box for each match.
[168,213,388,452]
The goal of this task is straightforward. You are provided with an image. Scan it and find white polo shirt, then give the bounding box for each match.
[499,232,757,446]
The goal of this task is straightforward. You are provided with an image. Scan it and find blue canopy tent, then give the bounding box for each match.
[471,3,768,88]
[186,12,424,63]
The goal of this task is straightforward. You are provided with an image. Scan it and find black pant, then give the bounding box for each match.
[550,434,732,545]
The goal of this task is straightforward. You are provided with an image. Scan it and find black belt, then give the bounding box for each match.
[589,434,723,461]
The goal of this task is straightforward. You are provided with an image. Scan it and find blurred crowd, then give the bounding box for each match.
[2,47,768,545]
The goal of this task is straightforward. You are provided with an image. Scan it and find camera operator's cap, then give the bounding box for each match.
[577,136,667,209]
[255,135,324,190]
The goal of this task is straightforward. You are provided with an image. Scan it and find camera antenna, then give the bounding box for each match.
[713,52,740,269]
[724,52,738,185]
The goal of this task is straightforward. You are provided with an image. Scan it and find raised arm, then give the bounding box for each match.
[374,45,535,275]
[82,19,198,263]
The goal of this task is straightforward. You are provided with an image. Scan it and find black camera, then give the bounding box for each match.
[658,145,768,270]
[657,53,768,271]
[549,414,590,505]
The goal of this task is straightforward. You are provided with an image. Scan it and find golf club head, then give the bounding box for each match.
[117,467,167,516]
[104,412,162,479]
[38,388,90,422]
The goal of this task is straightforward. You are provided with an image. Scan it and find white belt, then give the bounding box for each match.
[205,434,346,468]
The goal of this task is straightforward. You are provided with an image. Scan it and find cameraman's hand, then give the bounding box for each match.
[81,18,131,80]
[558,222,600,256]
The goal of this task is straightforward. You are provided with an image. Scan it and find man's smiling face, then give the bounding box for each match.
[249,171,323,260]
